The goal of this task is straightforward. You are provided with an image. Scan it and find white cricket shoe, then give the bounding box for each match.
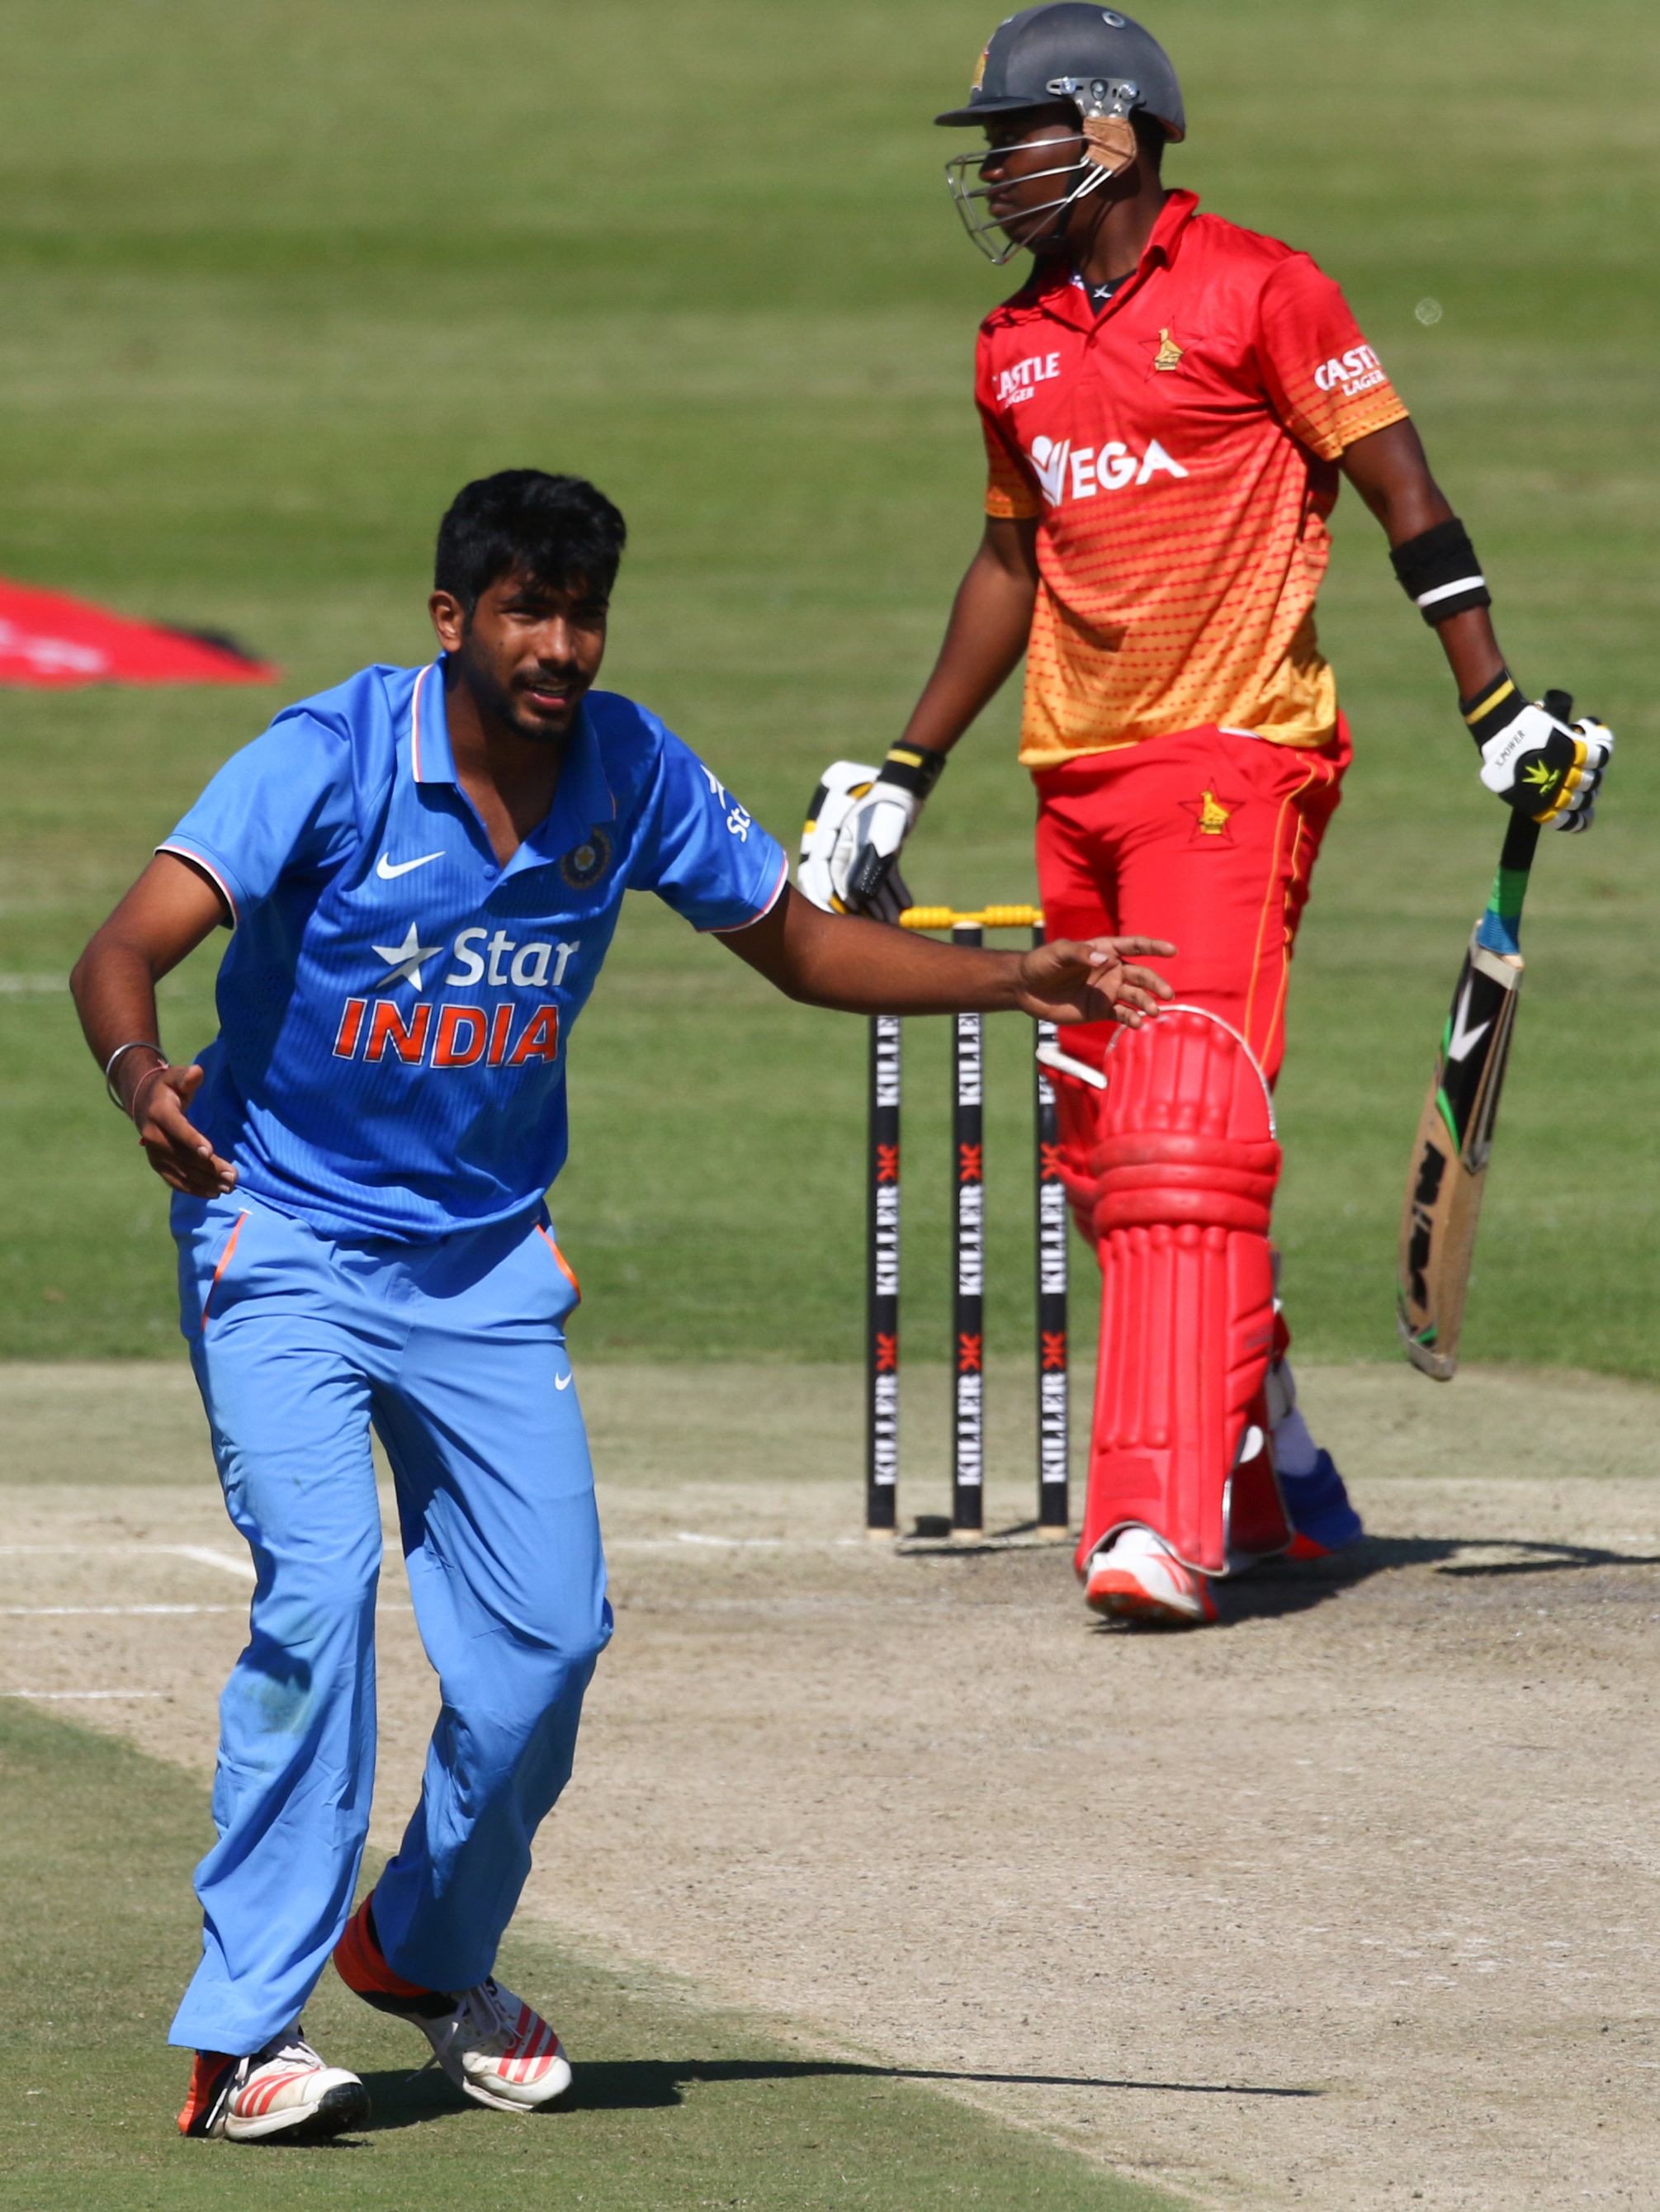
[177,2028,370,2142]
[1085,1524,1217,1626]
[334,1892,571,2114]
[413,1978,573,2112]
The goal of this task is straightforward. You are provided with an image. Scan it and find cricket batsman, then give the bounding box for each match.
[70,468,1171,2142]
[801,6,1613,1623]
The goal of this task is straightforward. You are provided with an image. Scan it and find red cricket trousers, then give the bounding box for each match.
[1034,720,1350,1567]
[1033,719,1350,1087]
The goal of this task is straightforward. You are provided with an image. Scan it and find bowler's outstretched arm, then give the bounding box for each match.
[721,881,1172,1027]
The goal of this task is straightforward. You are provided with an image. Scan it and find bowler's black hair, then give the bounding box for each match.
[434,470,627,616]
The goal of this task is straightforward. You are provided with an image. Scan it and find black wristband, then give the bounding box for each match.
[1389,518,1492,626]
[877,744,948,800]
[1459,667,1523,749]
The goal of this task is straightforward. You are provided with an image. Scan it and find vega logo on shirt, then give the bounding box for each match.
[1025,433,1189,508]
[1313,343,1386,399]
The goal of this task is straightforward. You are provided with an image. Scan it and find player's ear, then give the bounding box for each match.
[428,589,466,652]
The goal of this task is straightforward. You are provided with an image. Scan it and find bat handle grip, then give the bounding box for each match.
[1497,688,1572,873]
[1497,810,1541,877]
[1484,690,1572,940]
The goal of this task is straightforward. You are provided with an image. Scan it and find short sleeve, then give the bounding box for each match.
[980,404,1044,520]
[976,331,1043,521]
[1254,255,1410,461]
[158,708,356,926]
[627,732,788,933]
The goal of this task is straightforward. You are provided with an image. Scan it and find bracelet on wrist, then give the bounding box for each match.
[104,1039,167,1110]
[125,1060,173,1123]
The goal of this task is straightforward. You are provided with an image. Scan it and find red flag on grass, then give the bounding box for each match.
[0,579,276,687]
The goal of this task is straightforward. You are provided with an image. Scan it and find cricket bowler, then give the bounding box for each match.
[801,6,1613,1623]
[70,468,1171,2141]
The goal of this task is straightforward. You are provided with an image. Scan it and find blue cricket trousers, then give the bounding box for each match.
[167,1192,611,2056]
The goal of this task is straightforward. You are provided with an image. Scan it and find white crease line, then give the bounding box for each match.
[159,1544,257,1582]
[2,1604,240,1618]
[2,1689,170,1701]
[615,1538,863,1553]
[2,1600,414,1619]
[676,1532,791,1549]
[0,1541,256,1582]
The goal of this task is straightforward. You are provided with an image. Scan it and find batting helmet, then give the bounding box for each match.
[936,6,1185,262]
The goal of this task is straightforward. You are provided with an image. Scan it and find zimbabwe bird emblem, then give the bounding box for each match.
[1180,787,1240,844]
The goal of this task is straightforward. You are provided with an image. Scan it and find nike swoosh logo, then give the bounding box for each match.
[376,850,445,880]
[1446,981,1492,1064]
[555,1370,574,1392]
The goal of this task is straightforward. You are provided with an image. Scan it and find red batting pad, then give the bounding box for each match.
[0,578,275,687]
[1078,1009,1289,1577]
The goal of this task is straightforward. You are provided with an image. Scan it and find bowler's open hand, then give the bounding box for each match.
[1014,936,1176,1028]
[131,1061,239,1198]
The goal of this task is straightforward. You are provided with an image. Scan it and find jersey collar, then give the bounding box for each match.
[409,658,616,880]
[409,659,453,785]
[1027,187,1200,329]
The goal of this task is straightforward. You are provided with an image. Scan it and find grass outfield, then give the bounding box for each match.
[0,1706,1175,2210]
[2,0,1656,1372]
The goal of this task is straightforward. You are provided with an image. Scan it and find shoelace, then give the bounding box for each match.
[217,2026,324,2120]
[452,1978,518,2057]
[409,1979,520,2084]
[247,2029,324,2078]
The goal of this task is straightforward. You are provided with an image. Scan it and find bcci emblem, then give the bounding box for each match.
[560,827,612,891]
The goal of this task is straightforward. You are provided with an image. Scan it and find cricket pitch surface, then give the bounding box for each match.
[4,1357,1658,2210]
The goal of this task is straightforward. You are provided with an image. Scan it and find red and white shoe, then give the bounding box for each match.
[1085,1525,1218,1626]
[177,2029,369,2143]
[335,1893,571,2113]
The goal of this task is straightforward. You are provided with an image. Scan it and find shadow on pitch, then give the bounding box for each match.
[1084,1531,1660,1631]
[351,2056,1317,2129]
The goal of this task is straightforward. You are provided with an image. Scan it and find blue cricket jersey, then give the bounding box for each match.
[160,659,788,1241]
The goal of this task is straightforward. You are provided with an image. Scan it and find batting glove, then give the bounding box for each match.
[839,746,946,919]
[1464,673,1614,831]
[799,761,910,920]
[797,748,945,924]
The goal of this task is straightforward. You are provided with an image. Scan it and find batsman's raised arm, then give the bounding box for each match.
[721,882,1172,1028]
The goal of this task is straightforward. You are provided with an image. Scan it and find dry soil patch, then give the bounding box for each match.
[3,1359,1658,2209]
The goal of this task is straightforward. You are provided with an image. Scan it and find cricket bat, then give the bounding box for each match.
[1396,690,1571,1379]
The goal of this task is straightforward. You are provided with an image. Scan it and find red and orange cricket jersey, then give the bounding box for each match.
[976,190,1407,767]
